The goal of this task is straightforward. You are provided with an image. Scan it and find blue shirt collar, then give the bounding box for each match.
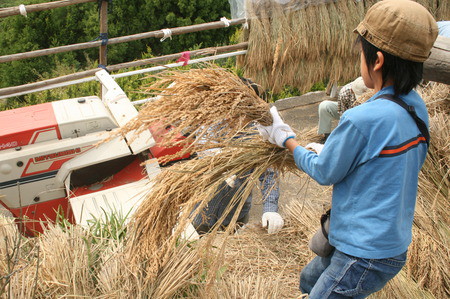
[367,86,395,103]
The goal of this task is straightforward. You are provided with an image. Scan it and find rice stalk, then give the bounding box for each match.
[35,223,96,297]
[375,270,435,299]
[210,273,283,299]
[125,137,298,281]
[0,216,38,298]
[112,66,274,164]
[117,65,312,288]
[150,243,202,298]
[95,241,137,298]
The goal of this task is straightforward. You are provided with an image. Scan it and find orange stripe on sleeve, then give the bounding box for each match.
[380,136,426,155]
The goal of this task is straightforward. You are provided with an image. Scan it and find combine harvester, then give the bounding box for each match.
[0,70,191,236]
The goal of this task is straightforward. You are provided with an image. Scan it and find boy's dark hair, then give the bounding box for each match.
[357,35,423,96]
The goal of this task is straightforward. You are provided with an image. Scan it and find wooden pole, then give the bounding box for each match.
[0,43,248,97]
[99,0,108,98]
[0,18,246,63]
[0,0,96,18]
[423,36,450,85]
[99,1,108,68]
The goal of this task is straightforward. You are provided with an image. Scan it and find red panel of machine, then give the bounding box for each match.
[0,102,59,151]
[149,123,191,161]
[71,157,146,197]
[6,197,74,236]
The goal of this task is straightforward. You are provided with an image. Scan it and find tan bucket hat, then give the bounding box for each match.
[354,0,438,62]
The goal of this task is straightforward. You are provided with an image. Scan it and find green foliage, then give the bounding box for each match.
[266,80,328,102]
[269,85,302,102]
[54,206,74,231]
[0,0,235,89]
[310,81,327,92]
[0,1,22,8]
[86,209,129,242]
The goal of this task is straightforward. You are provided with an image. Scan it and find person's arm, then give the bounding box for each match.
[285,138,299,153]
[259,107,369,185]
[259,169,284,234]
[259,168,279,212]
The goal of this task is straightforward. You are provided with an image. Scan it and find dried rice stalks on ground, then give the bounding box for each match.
[95,241,137,298]
[0,220,96,298]
[224,205,316,297]
[0,215,202,298]
[377,270,435,299]
[0,216,36,298]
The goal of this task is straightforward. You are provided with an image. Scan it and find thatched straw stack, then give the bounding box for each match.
[241,0,450,93]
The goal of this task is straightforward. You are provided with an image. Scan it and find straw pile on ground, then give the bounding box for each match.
[241,0,450,93]
[1,70,448,298]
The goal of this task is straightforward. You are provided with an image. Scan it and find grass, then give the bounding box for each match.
[0,1,23,9]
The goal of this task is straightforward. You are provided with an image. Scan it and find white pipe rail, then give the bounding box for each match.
[0,50,247,100]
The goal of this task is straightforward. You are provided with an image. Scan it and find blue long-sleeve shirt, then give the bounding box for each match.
[293,86,428,259]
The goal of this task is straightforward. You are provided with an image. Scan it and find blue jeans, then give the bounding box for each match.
[300,249,407,298]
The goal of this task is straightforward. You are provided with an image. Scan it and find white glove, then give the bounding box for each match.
[225,174,237,188]
[258,107,296,147]
[256,123,272,141]
[261,212,284,234]
[306,142,325,155]
[197,147,221,158]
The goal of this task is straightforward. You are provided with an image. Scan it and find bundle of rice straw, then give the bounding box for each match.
[119,66,274,163]
[121,66,303,284]
[241,0,450,93]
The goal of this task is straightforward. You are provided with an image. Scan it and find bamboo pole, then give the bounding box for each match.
[0,43,248,98]
[423,36,450,85]
[0,0,96,18]
[99,0,108,98]
[99,1,108,68]
[0,18,246,63]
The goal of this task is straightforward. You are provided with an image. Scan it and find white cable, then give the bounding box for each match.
[18,4,27,17]
[220,17,231,27]
[160,29,173,42]
[113,50,247,79]
[0,50,247,100]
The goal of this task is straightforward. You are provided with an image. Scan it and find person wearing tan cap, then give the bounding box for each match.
[257,0,438,297]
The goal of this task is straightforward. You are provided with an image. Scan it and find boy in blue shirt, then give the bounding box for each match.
[258,0,438,297]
